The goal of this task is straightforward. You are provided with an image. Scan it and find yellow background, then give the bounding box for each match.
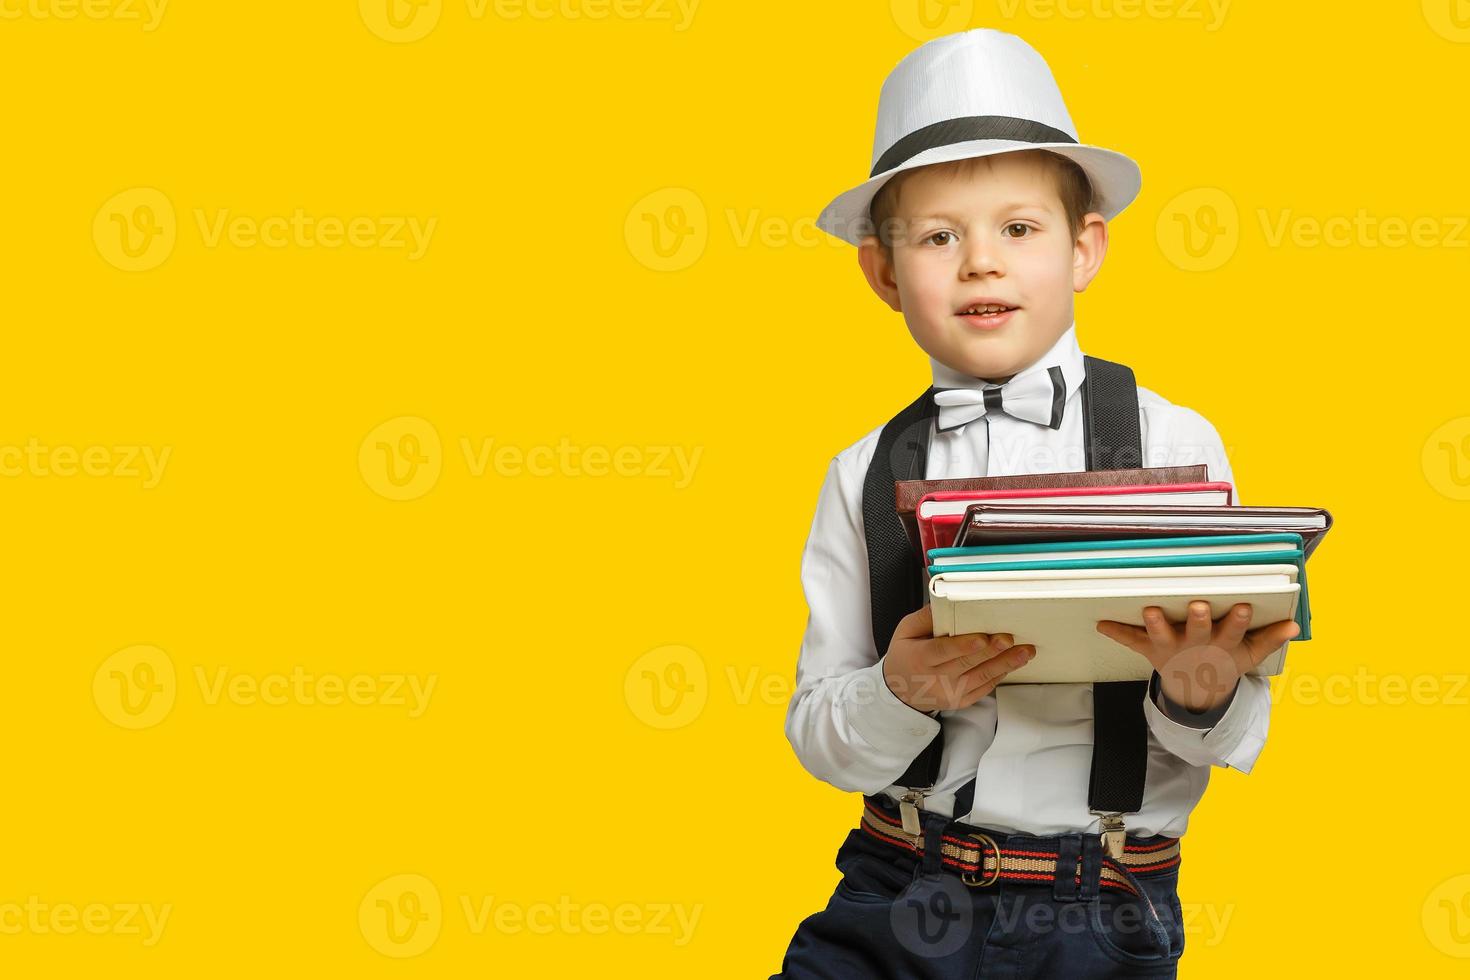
[2,0,1468,974]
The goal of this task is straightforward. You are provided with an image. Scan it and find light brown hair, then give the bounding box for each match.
[868,149,1095,256]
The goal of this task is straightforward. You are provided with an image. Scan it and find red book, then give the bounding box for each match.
[915,482,1235,556]
[893,465,1209,561]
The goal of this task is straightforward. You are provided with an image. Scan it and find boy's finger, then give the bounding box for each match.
[1184,600,1213,649]
[928,631,986,668]
[1244,619,1302,661]
[1214,603,1253,650]
[933,631,1008,668]
[957,644,1036,695]
[1095,620,1148,654]
[1141,606,1175,652]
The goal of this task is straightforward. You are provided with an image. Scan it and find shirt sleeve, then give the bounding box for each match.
[782,454,943,793]
[1139,405,1273,773]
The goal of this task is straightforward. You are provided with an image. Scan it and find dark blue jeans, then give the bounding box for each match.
[772,806,1186,979]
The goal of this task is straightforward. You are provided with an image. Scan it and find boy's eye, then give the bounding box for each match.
[925,230,956,247]
[1003,223,1031,238]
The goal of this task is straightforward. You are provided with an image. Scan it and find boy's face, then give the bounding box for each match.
[857,152,1107,383]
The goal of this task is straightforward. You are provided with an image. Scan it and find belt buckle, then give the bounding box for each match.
[959,831,1001,888]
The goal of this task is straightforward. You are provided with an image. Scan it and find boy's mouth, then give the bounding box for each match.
[956,300,1019,327]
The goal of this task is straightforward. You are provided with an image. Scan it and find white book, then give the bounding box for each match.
[928,564,1300,683]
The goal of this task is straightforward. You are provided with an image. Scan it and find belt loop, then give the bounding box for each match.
[1052,834,1082,903]
[921,818,946,876]
[1078,832,1103,902]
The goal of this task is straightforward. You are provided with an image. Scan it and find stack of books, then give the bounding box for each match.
[896,465,1332,684]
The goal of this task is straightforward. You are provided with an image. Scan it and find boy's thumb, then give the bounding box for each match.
[894,602,934,640]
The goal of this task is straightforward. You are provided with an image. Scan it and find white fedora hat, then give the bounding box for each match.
[816,29,1142,247]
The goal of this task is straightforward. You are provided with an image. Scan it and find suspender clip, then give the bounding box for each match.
[898,789,927,837]
[1095,812,1126,860]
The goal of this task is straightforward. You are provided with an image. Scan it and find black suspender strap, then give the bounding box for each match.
[1080,355,1144,472]
[863,385,943,790]
[861,356,1150,852]
[1079,356,1149,856]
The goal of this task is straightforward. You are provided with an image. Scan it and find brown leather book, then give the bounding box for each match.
[894,465,1209,559]
[952,503,1334,560]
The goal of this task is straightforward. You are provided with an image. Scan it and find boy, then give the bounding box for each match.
[772,29,1300,979]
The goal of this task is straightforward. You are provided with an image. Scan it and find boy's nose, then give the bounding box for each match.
[959,236,1005,278]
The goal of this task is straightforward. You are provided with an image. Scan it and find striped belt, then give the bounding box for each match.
[859,798,1181,899]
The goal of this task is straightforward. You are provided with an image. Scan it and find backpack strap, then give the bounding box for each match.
[860,356,1150,854]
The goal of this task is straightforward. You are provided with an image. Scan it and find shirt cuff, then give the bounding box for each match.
[840,659,942,774]
[1149,670,1235,730]
[1143,670,1268,773]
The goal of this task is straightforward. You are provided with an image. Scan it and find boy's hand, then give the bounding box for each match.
[1095,601,1300,717]
[882,604,1037,712]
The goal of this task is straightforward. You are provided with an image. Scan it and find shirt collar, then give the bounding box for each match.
[928,321,1085,403]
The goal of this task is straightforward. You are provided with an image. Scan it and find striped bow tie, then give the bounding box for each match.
[933,365,1066,433]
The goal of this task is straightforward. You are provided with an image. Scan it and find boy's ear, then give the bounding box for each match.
[857,235,903,312]
[1072,212,1109,293]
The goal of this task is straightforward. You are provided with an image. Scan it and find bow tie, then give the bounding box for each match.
[933,365,1066,433]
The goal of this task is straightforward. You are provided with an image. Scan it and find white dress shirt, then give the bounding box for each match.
[784,322,1271,838]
